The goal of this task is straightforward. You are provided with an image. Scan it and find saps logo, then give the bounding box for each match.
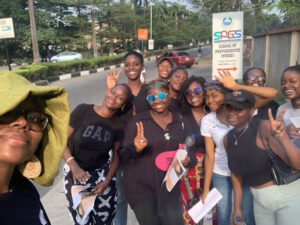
[214,30,242,42]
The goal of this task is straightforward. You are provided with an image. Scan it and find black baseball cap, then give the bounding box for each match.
[225,90,255,109]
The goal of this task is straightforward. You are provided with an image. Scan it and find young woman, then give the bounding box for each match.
[119,79,193,225]
[243,67,279,120]
[168,67,188,111]
[123,51,148,114]
[276,65,300,144]
[157,58,173,81]
[63,84,133,225]
[180,76,207,224]
[224,90,300,225]
[0,71,70,225]
[200,70,278,225]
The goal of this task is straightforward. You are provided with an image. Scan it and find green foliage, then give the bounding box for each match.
[15,55,125,81]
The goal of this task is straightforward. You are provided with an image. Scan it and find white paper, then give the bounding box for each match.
[163,149,187,192]
[290,116,300,128]
[188,188,223,224]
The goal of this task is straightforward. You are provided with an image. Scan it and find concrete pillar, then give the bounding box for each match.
[250,38,255,67]
[264,35,271,78]
[289,31,300,66]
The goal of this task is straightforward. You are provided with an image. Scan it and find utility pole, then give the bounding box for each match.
[150,0,153,39]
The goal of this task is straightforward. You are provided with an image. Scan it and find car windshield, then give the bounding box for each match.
[176,52,189,56]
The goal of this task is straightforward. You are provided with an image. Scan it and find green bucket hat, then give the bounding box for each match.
[0,71,70,186]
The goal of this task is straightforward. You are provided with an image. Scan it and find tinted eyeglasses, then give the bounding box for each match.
[0,108,49,132]
[147,92,168,103]
[185,87,202,97]
[247,75,266,82]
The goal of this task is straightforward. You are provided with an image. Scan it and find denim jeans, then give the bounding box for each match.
[212,173,255,225]
[251,179,300,225]
[113,169,128,225]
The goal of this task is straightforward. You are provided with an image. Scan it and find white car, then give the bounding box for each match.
[51,51,83,63]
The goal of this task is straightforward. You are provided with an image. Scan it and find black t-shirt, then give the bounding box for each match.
[134,84,149,114]
[182,113,206,167]
[118,84,149,126]
[227,121,273,187]
[253,100,279,121]
[0,170,51,225]
[68,104,124,170]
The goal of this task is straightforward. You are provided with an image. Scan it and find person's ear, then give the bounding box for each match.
[249,107,255,117]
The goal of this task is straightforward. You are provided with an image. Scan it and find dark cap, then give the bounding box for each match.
[225,90,255,109]
[203,80,230,94]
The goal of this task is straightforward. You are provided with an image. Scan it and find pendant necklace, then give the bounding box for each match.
[233,126,248,146]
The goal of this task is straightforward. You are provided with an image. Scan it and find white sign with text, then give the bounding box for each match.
[212,12,243,79]
[0,18,15,39]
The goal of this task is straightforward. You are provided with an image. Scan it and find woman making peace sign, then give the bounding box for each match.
[119,79,194,225]
[224,90,300,225]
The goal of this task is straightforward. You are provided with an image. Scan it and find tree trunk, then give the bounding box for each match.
[91,4,98,57]
[28,0,40,64]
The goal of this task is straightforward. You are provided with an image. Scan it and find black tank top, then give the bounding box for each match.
[227,121,273,187]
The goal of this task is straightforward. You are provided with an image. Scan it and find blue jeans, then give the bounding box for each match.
[113,169,128,225]
[212,173,255,225]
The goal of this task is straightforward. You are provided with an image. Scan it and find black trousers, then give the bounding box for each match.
[133,198,184,225]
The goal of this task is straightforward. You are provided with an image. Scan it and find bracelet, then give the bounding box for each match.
[66,157,75,164]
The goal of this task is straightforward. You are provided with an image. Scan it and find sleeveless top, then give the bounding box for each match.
[227,121,273,187]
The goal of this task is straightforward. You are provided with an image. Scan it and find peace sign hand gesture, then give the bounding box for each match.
[107,67,121,90]
[134,122,148,153]
[215,70,239,91]
[268,108,287,137]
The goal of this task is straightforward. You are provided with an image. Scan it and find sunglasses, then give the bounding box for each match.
[247,75,266,82]
[185,87,202,96]
[0,107,49,132]
[147,92,168,103]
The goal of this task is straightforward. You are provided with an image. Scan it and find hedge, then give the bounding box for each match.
[15,46,191,81]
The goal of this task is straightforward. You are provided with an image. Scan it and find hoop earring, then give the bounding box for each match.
[18,155,42,179]
[202,104,209,114]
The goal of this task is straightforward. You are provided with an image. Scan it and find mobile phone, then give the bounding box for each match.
[80,188,94,195]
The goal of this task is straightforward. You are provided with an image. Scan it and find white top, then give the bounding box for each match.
[276,102,300,126]
[201,112,233,176]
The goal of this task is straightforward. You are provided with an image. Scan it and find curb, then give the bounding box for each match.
[34,56,157,86]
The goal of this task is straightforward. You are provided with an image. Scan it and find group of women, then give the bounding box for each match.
[1,52,300,225]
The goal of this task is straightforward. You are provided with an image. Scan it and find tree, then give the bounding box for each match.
[28,0,40,63]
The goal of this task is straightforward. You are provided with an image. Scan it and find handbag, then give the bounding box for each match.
[267,149,300,185]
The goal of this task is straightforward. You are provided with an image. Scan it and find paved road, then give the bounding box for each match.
[38,48,212,225]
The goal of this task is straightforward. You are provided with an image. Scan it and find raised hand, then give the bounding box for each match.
[215,70,239,90]
[268,108,287,137]
[134,121,148,153]
[92,181,109,196]
[107,67,121,90]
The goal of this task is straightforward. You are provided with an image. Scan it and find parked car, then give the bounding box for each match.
[51,51,83,62]
[156,51,195,67]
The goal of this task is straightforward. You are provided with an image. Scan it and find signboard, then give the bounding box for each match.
[0,18,15,39]
[138,29,148,40]
[212,12,243,79]
[148,39,154,50]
